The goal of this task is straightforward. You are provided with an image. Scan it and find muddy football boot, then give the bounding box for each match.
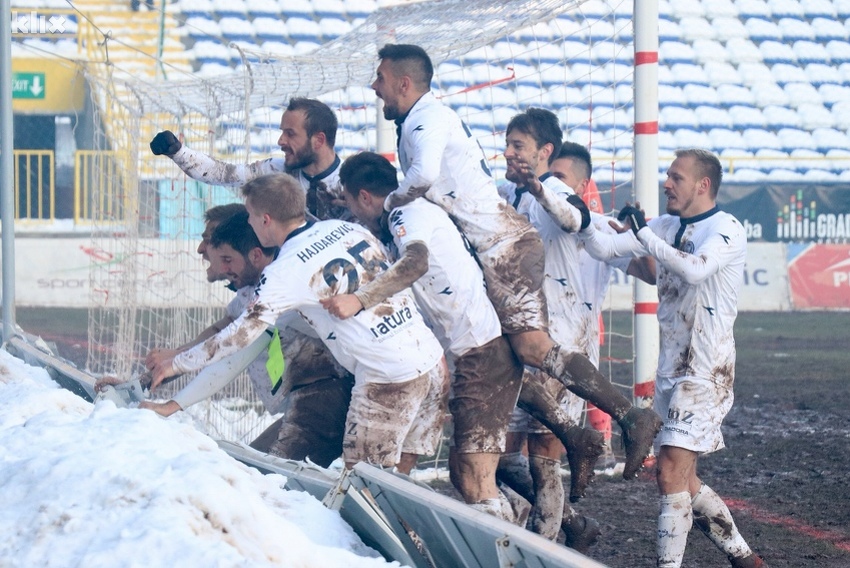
[730,553,769,568]
[562,513,601,554]
[619,407,663,479]
[564,426,604,502]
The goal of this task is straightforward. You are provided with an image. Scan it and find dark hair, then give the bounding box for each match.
[556,141,593,180]
[506,108,563,164]
[377,44,434,90]
[203,202,245,224]
[209,209,277,257]
[286,97,338,147]
[339,152,399,198]
[675,148,723,197]
[241,173,306,223]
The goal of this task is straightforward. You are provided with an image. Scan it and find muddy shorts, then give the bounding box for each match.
[449,335,524,454]
[477,228,549,335]
[508,368,585,434]
[343,360,449,467]
[653,375,734,455]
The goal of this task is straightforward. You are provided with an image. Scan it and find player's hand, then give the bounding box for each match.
[145,348,181,371]
[150,130,182,156]
[320,294,364,319]
[506,156,542,196]
[146,353,177,393]
[617,202,647,236]
[94,375,124,393]
[138,400,182,417]
[315,181,346,210]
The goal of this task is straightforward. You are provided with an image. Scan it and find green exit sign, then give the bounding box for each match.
[12,72,46,99]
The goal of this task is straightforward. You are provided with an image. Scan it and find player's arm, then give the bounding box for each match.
[320,241,429,319]
[509,157,587,233]
[580,216,646,261]
[626,257,657,285]
[149,130,284,187]
[383,118,450,211]
[145,314,235,371]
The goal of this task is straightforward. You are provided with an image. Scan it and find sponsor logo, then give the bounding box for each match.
[774,191,850,242]
[10,11,67,34]
[369,306,414,339]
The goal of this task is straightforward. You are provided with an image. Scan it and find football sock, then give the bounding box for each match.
[691,483,754,561]
[657,491,693,568]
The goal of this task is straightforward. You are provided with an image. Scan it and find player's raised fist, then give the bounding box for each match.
[150,130,181,156]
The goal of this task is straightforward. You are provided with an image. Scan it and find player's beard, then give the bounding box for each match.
[284,143,318,171]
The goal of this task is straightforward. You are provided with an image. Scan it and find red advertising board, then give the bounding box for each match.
[788,244,850,309]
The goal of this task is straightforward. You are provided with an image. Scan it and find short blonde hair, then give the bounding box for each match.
[241,173,305,223]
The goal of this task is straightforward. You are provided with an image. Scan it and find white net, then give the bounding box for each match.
[81,0,638,444]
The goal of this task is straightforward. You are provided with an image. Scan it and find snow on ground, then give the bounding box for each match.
[0,349,401,568]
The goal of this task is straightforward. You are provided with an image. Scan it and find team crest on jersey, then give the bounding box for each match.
[389,210,406,236]
[683,241,696,254]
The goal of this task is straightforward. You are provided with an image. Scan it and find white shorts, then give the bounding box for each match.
[343,358,449,467]
[507,368,585,435]
[653,375,734,455]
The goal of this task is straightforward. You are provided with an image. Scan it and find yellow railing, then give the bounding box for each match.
[12,150,54,221]
[74,150,123,223]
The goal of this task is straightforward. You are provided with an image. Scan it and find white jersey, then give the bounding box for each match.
[169,148,348,220]
[389,92,531,252]
[581,207,746,385]
[225,286,347,413]
[500,176,630,365]
[386,199,501,359]
[178,219,442,386]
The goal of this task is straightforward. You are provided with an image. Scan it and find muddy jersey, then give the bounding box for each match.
[385,199,501,359]
[581,207,746,385]
[169,147,348,220]
[388,92,532,252]
[173,219,443,385]
[500,176,630,365]
[226,286,347,413]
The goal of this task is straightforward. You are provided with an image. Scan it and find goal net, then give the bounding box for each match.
[81,0,638,446]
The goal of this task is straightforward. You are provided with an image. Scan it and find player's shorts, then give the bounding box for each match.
[508,368,585,434]
[653,375,734,455]
[477,228,549,335]
[257,374,354,467]
[343,359,449,468]
[449,335,523,454]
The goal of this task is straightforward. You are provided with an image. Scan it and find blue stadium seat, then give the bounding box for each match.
[219,17,255,42]
[798,102,835,128]
[711,16,750,41]
[820,84,850,108]
[697,106,734,128]
[286,17,321,41]
[318,17,352,39]
[253,17,287,41]
[683,83,720,105]
[806,63,843,86]
[245,0,279,17]
[778,17,816,41]
[745,17,782,42]
[674,127,713,148]
[772,62,808,84]
[709,127,748,150]
[679,16,719,40]
[179,0,214,19]
[213,0,247,18]
[826,40,850,63]
[704,0,740,17]
[279,0,313,18]
[184,16,221,38]
[744,128,784,150]
[658,19,683,41]
[313,0,346,18]
[801,0,838,18]
[729,104,767,128]
[810,17,847,41]
[343,0,377,19]
[660,106,699,129]
[760,40,797,64]
[671,0,706,18]
[736,0,772,19]
[768,0,806,18]
[704,61,742,85]
[725,38,764,64]
[659,41,696,64]
[784,81,823,106]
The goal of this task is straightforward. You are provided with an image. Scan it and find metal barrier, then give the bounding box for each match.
[12,150,54,221]
[74,150,123,223]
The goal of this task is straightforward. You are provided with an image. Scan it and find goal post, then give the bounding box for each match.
[80,0,656,445]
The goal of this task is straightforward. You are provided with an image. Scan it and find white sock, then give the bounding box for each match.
[470,498,505,520]
[691,484,754,561]
[657,491,692,568]
[528,455,565,540]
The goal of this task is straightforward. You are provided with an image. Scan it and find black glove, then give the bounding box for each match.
[150,130,182,156]
[566,194,591,231]
[617,205,647,236]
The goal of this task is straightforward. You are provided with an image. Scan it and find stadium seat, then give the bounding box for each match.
[657,84,687,106]
[286,17,321,41]
[682,83,720,105]
[670,0,706,17]
[784,81,822,106]
[674,127,713,148]
[736,0,773,18]
[293,40,321,54]
[810,17,847,41]
[717,84,758,107]
[812,127,850,152]
[318,17,352,39]
[750,82,790,105]
[801,0,837,17]
[697,106,734,128]
[704,61,741,85]
[829,100,850,129]
[219,17,255,42]
[659,41,696,64]
[670,63,710,86]
[279,0,314,18]
[661,106,699,130]
[343,0,377,19]
[709,127,748,150]
[772,62,808,84]
[590,41,633,66]
[745,17,782,42]
[837,0,850,17]
[184,16,221,38]
[692,39,729,63]
[312,0,346,18]
[179,0,214,19]
[826,40,850,63]
[192,40,232,66]
[679,16,719,40]
[260,41,294,56]
[736,62,775,88]
[778,127,817,151]
[724,38,764,64]
[213,0,247,17]
[245,0,279,16]
[743,128,783,150]
[778,17,816,41]
[704,0,740,17]
[657,130,678,152]
[658,19,683,42]
[798,102,835,128]
[760,40,797,64]
[793,40,831,65]
[763,104,802,128]
[819,83,850,109]
[710,17,749,41]
[768,0,806,18]
[253,17,287,41]
[807,63,843,87]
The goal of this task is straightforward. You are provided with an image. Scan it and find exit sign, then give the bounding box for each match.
[12,72,46,99]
